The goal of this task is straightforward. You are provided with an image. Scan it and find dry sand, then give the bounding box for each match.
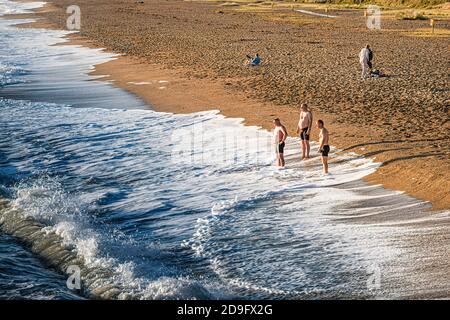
[7,0,450,210]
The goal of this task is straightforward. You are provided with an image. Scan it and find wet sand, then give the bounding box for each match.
[7,0,450,210]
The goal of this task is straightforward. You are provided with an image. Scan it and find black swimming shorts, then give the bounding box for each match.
[300,128,310,141]
[320,145,330,157]
[277,142,285,154]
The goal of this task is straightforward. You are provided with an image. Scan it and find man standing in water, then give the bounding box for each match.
[273,118,288,167]
[317,120,330,174]
[296,103,313,160]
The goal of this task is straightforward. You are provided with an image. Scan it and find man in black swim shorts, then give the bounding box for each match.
[317,119,330,174]
[300,128,310,141]
[273,118,288,167]
[320,145,330,157]
[278,141,286,154]
[296,104,313,160]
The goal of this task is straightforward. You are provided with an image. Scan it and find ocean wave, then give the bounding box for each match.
[0,1,46,17]
[0,62,27,86]
[0,197,212,300]
[3,96,446,299]
[0,169,213,299]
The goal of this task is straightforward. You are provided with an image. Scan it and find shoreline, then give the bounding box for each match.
[4,0,450,210]
[1,1,450,300]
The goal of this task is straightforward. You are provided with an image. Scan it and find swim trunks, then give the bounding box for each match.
[277,142,285,154]
[300,127,310,141]
[320,145,330,157]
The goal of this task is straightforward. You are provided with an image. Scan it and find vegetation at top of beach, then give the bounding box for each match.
[312,0,447,8]
[397,10,429,19]
[206,0,450,21]
[200,0,450,9]
[281,0,448,9]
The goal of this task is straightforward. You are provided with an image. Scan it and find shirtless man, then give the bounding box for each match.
[317,120,330,174]
[273,118,288,167]
[296,103,313,160]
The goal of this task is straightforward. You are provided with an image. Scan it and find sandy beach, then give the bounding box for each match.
[1,0,450,300]
[10,0,450,210]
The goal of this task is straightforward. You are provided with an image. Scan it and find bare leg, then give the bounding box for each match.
[322,156,329,174]
[280,153,285,167]
[276,153,281,167]
[306,141,310,159]
[361,62,368,79]
[301,141,306,160]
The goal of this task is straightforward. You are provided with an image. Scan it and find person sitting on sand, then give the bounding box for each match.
[359,44,371,80]
[245,53,261,66]
[296,103,313,160]
[317,119,330,174]
[273,118,288,167]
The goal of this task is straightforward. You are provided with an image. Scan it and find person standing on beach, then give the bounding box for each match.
[273,118,288,167]
[367,46,374,71]
[359,44,371,80]
[317,120,330,174]
[296,103,313,160]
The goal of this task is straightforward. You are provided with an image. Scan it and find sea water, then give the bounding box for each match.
[1,1,449,299]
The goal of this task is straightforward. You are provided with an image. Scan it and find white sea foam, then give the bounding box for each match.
[0,62,26,86]
[127,81,152,85]
[0,0,46,16]
[2,97,410,299]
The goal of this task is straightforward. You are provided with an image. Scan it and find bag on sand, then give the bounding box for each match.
[370,69,383,77]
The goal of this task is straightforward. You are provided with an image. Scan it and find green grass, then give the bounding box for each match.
[296,0,448,8]
[199,0,450,18]
[404,27,450,37]
[398,10,430,19]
